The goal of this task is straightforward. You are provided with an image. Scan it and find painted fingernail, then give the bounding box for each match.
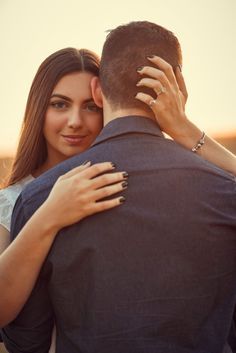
[122,181,128,188]
[122,172,129,178]
[119,196,126,204]
[82,160,91,165]
[137,66,144,72]
[177,64,182,72]
[147,55,155,59]
[111,162,116,168]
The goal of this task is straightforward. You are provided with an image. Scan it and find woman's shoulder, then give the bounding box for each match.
[0,175,34,231]
[0,175,34,203]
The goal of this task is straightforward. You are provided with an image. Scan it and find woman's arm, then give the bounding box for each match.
[0,226,10,255]
[135,56,236,176]
[163,118,236,176]
[0,162,128,327]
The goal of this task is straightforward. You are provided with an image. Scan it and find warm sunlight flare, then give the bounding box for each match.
[0,0,235,158]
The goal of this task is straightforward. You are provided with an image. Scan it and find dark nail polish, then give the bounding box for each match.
[111,162,116,168]
[119,196,126,204]
[177,64,182,72]
[137,66,144,72]
[147,55,155,59]
[122,172,129,178]
[122,181,128,188]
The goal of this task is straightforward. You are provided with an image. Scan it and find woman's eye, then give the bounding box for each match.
[50,101,68,109]
[85,102,102,112]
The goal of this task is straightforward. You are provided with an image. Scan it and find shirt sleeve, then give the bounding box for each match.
[1,195,54,353]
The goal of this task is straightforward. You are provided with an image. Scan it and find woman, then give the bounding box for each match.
[0,48,235,351]
[0,47,128,352]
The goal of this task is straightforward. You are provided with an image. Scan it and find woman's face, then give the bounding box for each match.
[43,72,103,166]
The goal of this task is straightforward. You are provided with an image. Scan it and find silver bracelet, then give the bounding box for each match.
[191,131,206,153]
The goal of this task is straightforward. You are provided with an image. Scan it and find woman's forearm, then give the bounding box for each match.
[169,119,236,176]
[0,162,127,327]
[0,204,59,327]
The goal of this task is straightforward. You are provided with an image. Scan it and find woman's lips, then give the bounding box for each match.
[62,135,88,145]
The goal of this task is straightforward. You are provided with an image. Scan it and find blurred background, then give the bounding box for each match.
[0,0,235,185]
[0,1,235,351]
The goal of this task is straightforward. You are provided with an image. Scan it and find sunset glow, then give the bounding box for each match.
[0,0,235,157]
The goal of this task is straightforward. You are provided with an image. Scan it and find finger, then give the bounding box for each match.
[137,66,166,80]
[175,66,188,103]
[135,92,157,106]
[57,161,91,180]
[137,66,170,89]
[92,180,128,201]
[90,196,126,214]
[137,78,168,95]
[90,171,128,190]
[147,56,179,89]
[79,162,116,180]
[135,92,166,121]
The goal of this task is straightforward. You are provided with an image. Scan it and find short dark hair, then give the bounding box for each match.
[100,21,182,112]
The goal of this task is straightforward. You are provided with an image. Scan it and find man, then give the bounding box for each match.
[3,21,236,352]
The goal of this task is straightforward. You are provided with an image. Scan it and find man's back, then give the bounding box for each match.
[4,117,236,352]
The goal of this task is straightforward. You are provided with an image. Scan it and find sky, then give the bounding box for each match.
[0,0,235,156]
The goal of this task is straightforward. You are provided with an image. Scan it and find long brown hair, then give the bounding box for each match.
[5,48,100,187]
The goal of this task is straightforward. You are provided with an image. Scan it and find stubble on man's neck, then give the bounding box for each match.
[102,100,156,126]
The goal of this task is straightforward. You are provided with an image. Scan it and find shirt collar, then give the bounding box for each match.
[91,115,164,147]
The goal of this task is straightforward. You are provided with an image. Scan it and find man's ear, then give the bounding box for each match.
[91,77,103,108]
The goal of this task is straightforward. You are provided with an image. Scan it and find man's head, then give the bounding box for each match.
[93,21,182,117]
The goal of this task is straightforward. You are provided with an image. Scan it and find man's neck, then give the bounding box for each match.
[102,103,155,126]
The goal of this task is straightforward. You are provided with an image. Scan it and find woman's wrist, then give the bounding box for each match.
[33,202,61,237]
[168,117,203,151]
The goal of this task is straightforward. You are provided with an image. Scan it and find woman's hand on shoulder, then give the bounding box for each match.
[135,55,192,139]
[42,162,128,230]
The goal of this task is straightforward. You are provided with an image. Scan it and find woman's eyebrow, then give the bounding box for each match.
[50,95,94,103]
[50,94,72,102]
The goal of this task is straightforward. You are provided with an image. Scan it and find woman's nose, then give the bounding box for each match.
[67,109,83,129]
